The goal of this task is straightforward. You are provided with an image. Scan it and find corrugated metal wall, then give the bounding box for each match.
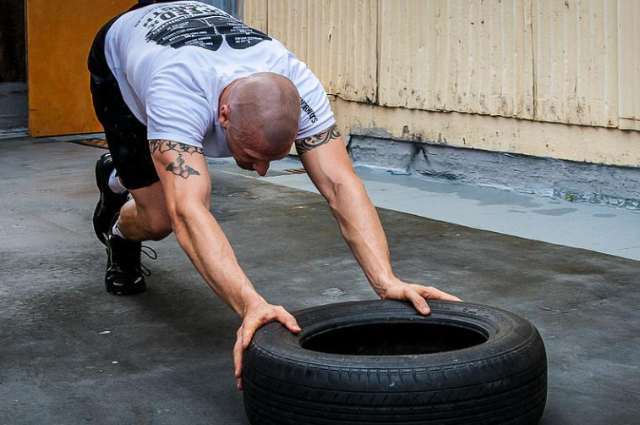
[244,0,640,132]
[242,0,268,32]
[533,0,618,127]
[266,0,377,103]
[618,0,640,131]
[378,0,534,119]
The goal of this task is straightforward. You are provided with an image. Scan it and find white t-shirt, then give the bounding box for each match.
[105,1,335,157]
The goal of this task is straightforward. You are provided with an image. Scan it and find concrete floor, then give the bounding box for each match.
[1,137,639,425]
[260,160,640,262]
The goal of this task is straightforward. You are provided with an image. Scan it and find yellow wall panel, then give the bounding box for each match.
[243,0,269,33]
[533,0,618,127]
[378,0,534,119]
[266,0,377,103]
[333,98,640,167]
[245,0,639,165]
[618,0,640,131]
[27,0,133,137]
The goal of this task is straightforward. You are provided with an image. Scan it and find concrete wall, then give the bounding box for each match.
[243,0,640,167]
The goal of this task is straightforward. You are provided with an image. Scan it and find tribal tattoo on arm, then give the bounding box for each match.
[295,124,341,155]
[149,140,204,179]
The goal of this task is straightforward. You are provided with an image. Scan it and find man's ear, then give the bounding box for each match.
[219,104,231,129]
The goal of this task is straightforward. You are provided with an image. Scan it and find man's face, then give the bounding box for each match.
[219,101,292,176]
[225,129,289,177]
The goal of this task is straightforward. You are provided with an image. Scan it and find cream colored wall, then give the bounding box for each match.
[267,0,378,103]
[378,0,535,120]
[244,0,640,167]
[533,0,618,128]
[618,0,640,131]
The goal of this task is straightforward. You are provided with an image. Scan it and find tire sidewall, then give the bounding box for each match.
[246,300,546,392]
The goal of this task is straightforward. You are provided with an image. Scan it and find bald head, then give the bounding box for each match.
[226,72,301,155]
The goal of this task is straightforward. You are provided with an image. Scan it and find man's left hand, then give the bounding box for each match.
[380,280,462,315]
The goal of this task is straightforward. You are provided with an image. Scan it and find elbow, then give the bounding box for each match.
[323,172,365,211]
[168,202,202,239]
[324,188,339,211]
[323,182,343,212]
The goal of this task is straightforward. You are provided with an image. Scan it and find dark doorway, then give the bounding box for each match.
[0,0,27,136]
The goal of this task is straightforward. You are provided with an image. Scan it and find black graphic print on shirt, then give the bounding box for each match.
[137,3,271,51]
[301,99,318,123]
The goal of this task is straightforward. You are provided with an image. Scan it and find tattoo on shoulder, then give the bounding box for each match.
[149,140,204,179]
[295,124,340,155]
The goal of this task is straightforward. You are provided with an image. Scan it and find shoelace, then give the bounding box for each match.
[140,245,158,277]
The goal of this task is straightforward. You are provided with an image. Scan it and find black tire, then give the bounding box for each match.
[243,300,547,425]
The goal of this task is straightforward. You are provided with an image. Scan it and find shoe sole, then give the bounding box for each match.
[106,280,147,295]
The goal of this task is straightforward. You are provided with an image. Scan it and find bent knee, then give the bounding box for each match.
[141,217,173,241]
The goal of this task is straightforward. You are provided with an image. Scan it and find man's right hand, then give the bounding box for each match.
[233,301,301,391]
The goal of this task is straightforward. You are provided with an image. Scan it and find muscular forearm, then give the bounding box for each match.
[171,203,265,316]
[300,132,460,319]
[327,175,399,296]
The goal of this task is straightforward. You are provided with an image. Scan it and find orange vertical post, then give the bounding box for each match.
[26,0,133,137]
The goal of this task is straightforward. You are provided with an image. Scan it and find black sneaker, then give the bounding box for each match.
[105,222,147,295]
[94,153,129,246]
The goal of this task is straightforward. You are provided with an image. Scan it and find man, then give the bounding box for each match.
[88,0,461,390]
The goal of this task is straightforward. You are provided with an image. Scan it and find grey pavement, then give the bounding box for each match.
[1,137,639,424]
[261,160,640,262]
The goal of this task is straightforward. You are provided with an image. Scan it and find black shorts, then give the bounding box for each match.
[87,3,162,190]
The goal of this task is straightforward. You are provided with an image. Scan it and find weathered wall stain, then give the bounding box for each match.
[349,133,640,210]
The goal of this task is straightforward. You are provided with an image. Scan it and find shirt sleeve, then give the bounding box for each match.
[143,67,212,148]
[277,53,336,139]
